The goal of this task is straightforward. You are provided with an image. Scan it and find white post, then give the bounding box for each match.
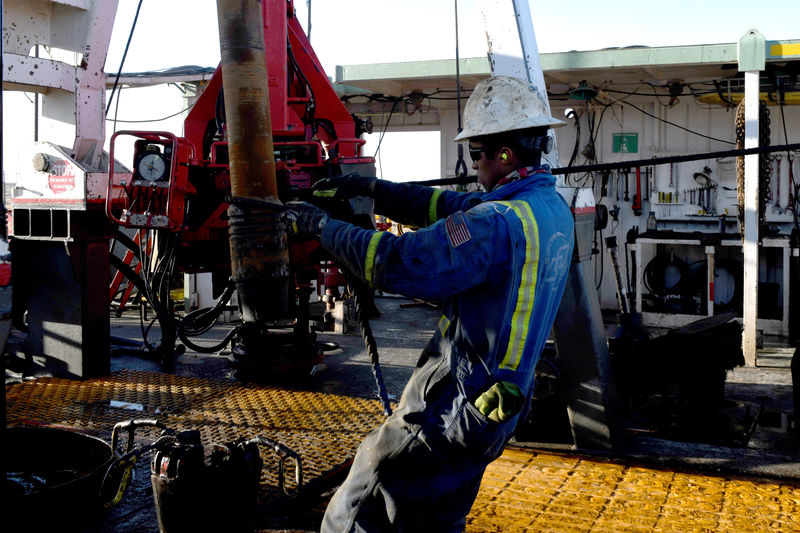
[705,245,715,316]
[739,29,765,366]
[742,71,759,365]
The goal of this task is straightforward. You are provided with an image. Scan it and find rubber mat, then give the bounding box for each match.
[6,370,389,503]
[469,448,800,532]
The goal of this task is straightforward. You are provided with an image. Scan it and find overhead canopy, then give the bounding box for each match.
[334,38,800,107]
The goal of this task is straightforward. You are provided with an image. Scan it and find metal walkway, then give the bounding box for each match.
[469,449,800,532]
[6,369,388,504]
[7,370,800,531]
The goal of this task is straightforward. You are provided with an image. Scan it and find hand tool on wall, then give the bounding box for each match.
[669,162,674,188]
[632,167,642,216]
[623,168,630,202]
[601,171,610,199]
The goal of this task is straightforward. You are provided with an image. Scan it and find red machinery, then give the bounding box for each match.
[105,0,375,373]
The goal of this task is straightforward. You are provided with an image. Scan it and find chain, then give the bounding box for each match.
[735,101,772,238]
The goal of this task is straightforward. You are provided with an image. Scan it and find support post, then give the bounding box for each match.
[739,29,766,366]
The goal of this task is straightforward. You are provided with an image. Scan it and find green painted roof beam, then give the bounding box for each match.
[336,36,800,85]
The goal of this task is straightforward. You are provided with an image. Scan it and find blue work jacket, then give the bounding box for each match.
[320,167,574,397]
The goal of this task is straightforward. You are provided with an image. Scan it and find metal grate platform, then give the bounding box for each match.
[6,370,388,504]
[8,370,800,530]
[470,448,800,532]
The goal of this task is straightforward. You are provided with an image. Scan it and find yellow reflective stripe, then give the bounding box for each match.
[496,201,539,371]
[364,231,385,287]
[438,314,451,336]
[313,189,336,198]
[428,188,443,226]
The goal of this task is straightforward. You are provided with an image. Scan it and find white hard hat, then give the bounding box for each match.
[454,76,565,141]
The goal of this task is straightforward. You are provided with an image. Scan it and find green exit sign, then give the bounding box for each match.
[612,133,638,153]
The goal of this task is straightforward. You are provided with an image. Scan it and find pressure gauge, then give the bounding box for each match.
[138,153,167,182]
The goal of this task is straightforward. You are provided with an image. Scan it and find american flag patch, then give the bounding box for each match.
[445,212,472,247]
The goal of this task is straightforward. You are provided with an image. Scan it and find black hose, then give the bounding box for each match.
[643,253,693,310]
[177,279,238,353]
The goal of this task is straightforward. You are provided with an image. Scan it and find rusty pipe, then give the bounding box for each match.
[217,0,289,322]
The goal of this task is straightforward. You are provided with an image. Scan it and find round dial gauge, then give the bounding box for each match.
[138,153,166,181]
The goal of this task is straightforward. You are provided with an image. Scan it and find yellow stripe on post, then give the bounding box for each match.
[496,201,539,371]
[428,189,443,226]
[364,232,386,287]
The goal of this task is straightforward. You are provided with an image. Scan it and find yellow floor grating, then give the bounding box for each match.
[6,370,388,503]
[469,448,800,532]
[8,371,800,530]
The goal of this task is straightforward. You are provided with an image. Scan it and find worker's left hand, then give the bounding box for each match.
[312,174,377,200]
[282,201,330,237]
[473,381,524,423]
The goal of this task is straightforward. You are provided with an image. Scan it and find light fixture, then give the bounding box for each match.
[569,81,598,101]
[693,166,717,187]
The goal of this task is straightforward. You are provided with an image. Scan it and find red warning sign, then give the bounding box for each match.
[47,159,77,194]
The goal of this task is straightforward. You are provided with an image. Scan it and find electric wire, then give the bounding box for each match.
[106,0,144,117]
[373,99,400,178]
[619,99,735,145]
[105,106,193,124]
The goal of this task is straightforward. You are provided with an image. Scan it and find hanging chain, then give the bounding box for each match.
[736,101,771,239]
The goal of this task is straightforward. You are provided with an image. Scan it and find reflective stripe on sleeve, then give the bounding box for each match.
[496,201,540,371]
[428,188,443,226]
[364,231,386,287]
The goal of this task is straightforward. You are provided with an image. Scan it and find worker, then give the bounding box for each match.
[284,75,574,532]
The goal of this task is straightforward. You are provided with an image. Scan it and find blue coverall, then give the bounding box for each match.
[320,166,574,532]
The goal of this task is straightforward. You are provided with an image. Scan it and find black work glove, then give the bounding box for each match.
[282,201,330,238]
[313,174,377,201]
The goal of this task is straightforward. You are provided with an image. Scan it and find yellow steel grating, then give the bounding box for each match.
[168,383,391,499]
[6,370,234,433]
[468,448,800,532]
[6,370,388,504]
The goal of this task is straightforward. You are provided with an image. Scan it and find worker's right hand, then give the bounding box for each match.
[473,381,524,423]
[312,174,377,200]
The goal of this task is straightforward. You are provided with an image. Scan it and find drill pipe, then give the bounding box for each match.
[217,0,289,322]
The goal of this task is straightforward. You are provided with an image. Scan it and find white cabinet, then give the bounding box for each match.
[632,236,790,336]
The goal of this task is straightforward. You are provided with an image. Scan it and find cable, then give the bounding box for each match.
[619,99,735,145]
[106,0,144,117]
[594,229,604,291]
[373,99,400,177]
[564,109,580,184]
[105,107,192,124]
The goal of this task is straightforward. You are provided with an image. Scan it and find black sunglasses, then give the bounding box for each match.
[468,146,491,161]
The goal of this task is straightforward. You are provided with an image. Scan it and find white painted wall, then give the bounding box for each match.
[432,98,800,311]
